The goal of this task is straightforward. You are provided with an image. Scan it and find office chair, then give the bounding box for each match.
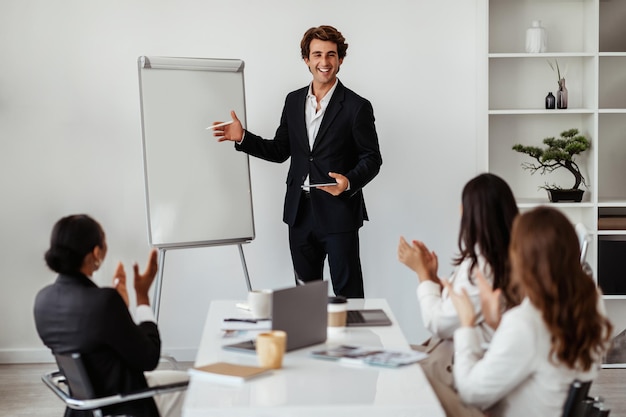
[561,379,611,417]
[42,352,188,417]
[562,379,592,417]
[575,222,594,277]
[575,223,591,265]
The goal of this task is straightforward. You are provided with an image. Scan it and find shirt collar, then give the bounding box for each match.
[306,79,339,104]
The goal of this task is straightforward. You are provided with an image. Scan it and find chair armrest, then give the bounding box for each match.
[41,371,72,403]
[42,370,188,411]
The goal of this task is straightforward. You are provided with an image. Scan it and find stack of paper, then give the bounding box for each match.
[311,345,428,368]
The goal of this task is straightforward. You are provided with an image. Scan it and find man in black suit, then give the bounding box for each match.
[214,25,382,298]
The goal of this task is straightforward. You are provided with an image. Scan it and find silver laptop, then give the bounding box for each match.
[223,280,328,353]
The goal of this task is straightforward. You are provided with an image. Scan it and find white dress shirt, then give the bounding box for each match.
[417,255,495,343]
[302,80,338,189]
[453,298,600,417]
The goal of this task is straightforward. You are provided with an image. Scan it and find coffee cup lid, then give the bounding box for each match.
[328,296,347,304]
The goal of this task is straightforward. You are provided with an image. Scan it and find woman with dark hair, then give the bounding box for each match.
[398,173,518,342]
[447,206,612,416]
[397,173,518,417]
[34,214,186,417]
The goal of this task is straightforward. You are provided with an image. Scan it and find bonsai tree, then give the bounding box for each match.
[512,128,590,190]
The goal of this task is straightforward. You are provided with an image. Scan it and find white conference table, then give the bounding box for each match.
[182,298,445,417]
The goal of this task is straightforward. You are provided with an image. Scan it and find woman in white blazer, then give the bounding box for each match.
[398,173,520,344]
[398,173,519,417]
[447,206,613,417]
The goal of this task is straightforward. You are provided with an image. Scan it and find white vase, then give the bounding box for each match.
[525,20,547,53]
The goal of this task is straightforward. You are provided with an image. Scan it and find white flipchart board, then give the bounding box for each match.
[138,56,255,249]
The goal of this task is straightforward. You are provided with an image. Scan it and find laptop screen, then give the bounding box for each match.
[271,280,328,351]
[223,280,328,353]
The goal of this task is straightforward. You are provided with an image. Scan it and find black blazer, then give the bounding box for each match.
[236,81,382,233]
[34,274,161,417]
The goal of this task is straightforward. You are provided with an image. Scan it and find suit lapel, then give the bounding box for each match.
[291,88,309,152]
[313,81,344,151]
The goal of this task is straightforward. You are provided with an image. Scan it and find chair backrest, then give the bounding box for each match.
[55,352,97,400]
[562,379,592,417]
[575,223,591,265]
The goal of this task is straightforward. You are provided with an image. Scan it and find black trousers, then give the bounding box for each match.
[288,191,364,298]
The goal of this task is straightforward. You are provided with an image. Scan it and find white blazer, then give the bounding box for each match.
[453,298,600,417]
[417,255,495,344]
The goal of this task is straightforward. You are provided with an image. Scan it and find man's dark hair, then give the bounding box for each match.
[300,25,348,59]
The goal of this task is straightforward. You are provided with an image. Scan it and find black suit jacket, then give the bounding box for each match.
[34,273,161,417]
[236,81,382,233]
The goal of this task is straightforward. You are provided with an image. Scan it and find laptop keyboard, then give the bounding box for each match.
[346,310,363,324]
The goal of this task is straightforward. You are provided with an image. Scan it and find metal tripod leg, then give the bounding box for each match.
[238,243,252,291]
[152,247,166,322]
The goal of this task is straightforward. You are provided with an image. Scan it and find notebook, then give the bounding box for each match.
[223,280,328,353]
[346,309,392,327]
[188,362,271,384]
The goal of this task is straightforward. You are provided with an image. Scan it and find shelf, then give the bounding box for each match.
[599,0,626,53]
[489,52,595,58]
[489,109,594,115]
[489,0,597,55]
[602,363,626,369]
[484,0,626,301]
[599,57,626,108]
[598,209,626,231]
[488,114,595,202]
[597,114,626,200]
[599,52,626,57]
[597,230,626,236]
[603,295,626,301]
[516,199,594,209]
[598,235,626,296]
[489,56,595,110]
[599,109,626,114]
[598,200,626,207]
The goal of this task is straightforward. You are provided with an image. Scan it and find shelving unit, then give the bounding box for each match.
[478,0,626,367]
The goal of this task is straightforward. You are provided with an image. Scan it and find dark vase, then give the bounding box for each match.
[557,78,568,109]
[545,92,555,109]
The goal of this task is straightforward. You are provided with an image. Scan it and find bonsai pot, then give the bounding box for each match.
[547,188,584,203]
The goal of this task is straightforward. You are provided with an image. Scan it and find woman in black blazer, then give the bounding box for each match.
[34,214,185,417]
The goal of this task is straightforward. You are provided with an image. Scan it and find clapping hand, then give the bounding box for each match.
[474,268,503,330]
[397,237,440,284]
[441,279,476,327]
[134,249,159,306]
[112,249,158,307]
[113,262,129,307]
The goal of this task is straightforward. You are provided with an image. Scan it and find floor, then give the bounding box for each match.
[0,360,194,417]
[0,362,623,416]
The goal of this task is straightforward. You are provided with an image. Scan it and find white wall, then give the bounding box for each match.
[0,0,479,362]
